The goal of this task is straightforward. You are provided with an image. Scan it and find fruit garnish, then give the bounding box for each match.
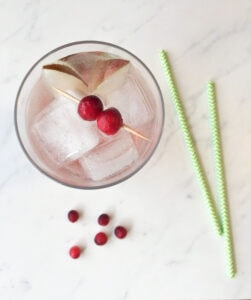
[67,210,79,223]
[78,95,103,121]
[94,232,108,245]
[114,226,127,239]
[98,214,110,226]
[42,60,88,94]
[97,108,123,135]
[89,58,130,94]
[59,51,111,85]
[69,245,81,258]
[43,61,85,82]
[52,88,150,141]
[87,59,107,92]
[59,52,130,94]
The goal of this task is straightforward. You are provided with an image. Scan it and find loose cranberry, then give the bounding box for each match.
[98,214,110,226]
[114,226,127,239]
[69,246,81,259]
[78,95,103,121]
[94,232,108,245]
[68,210,79,223]
[97,108,123,135]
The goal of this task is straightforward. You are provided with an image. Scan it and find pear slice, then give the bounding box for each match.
[60,52,111,86]
[87,59,107,92]
[88,59,130,95]
[49,54,130,95]
[42,60,88,95]
[96,59,130,95]
[60,51,111,71]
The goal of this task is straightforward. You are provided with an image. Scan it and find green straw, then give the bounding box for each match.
[159,50,222,236]
[207,81,236,278]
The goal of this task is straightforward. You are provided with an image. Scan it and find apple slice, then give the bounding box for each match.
[42,60,88,95]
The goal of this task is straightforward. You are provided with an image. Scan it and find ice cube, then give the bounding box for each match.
[79,130,139,181]
[31,97,100,166]
[106,71,153,128]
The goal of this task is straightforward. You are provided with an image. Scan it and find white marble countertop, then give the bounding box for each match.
[1,0,251,299]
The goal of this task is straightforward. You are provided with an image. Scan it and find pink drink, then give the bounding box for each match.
[15,42,164,188]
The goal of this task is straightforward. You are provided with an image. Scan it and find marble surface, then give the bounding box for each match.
[1,0,251,299]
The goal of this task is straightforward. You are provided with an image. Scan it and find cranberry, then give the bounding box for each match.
[114,226,127,239]
[68,210,79,223]
[78,95,103,121]
[97,108,123,135]
[69,246,81,259]
[94,232,108,245]
[98,214,110,226]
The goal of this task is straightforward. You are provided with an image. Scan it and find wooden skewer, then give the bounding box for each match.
[53,87,150,142]
[122,124,150,141]
[52,87,80,103]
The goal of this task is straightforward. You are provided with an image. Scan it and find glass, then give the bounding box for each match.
[15,41,164,189]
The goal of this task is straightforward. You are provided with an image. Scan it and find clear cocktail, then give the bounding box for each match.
[15,41,164,188]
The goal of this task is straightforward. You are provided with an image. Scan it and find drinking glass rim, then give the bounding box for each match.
[14,40,165,189]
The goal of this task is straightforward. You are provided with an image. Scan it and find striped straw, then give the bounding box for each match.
[207,81,236,278]
[159,50,222,236]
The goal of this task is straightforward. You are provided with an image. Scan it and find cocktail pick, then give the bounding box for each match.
[159,50,222,236]
[207,81,236,278]
[52,87,150,141]
[53,87,79,103]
